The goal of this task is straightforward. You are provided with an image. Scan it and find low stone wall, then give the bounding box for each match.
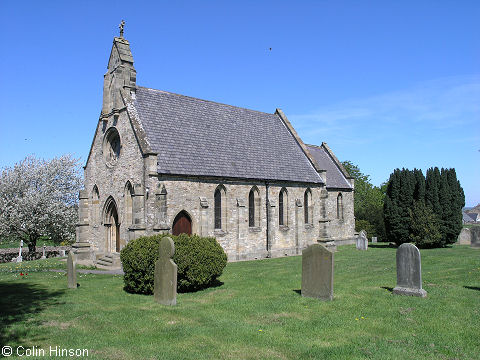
[0,246,71,263]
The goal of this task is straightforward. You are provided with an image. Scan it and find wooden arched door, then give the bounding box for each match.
[104,197,120,253]
[172,211,192,236]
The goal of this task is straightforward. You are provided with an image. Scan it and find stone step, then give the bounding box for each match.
[96,259,114,267]
[95,252,121,269]
[96,263,122,271]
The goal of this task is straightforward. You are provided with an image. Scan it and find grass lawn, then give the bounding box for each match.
[0,244,479,360]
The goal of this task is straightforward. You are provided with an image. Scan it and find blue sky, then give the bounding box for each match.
[0,1,479,206]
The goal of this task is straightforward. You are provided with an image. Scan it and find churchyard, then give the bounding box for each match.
[0,244,478,360]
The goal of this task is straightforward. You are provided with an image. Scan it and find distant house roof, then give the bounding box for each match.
[463,211,478,223]
[132,86,323,183]
[306,144,353,189]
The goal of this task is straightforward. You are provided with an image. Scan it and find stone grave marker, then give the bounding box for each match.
[470,227,480,248]
[301,243,334,301]
[41,244,46,259]
[393,243,427,298]
[372,237,377,243]
[457,228,471,245]
[16,240,23,263]
[356,230,368,250]
[67,252,77,289]
[154,237,177,305]
[59,250,66,257]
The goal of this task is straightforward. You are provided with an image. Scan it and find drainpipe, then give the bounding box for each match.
[265,181,270,257]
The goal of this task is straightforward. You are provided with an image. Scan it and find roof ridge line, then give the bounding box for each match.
[136,86,276,116]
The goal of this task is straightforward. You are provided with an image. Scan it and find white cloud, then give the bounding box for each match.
[291,75,480,145]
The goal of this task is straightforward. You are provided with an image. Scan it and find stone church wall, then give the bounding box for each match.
[326,189,355,243]
[83,108,146,254]
[141,177,354,261]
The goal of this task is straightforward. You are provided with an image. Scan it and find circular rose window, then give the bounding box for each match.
[103,128,121,166]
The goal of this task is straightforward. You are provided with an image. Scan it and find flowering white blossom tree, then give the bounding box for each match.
[0,155,82,253]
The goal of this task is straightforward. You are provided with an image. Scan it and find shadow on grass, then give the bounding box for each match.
[368,244,393,249]
[178,279,225,293]
[463,286,480,291]
[381,286,393,292]
[123,279,225,295]
[293,289,301,295]
[0,282,65,347]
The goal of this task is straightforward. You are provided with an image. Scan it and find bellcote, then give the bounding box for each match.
[101,24,137,117]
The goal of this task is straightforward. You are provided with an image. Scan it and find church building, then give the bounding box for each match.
[73,28,355,264]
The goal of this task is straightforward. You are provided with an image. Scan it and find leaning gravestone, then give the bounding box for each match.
[372,237,378,243]
[154,237,177,305]
[356,230,368,250]
[67,252,77,289]
[471,227,480,248]
[301,243,334,301]
[393,243,427,298]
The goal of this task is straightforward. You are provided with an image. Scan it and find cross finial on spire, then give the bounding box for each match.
[119,20,125,38]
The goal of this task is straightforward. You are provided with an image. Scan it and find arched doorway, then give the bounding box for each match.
[172,211,192,236]
[104,197,120,253]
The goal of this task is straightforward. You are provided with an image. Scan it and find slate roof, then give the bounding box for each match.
[463,211,478,223]
[133,87,323,183]
[306,144,352,189]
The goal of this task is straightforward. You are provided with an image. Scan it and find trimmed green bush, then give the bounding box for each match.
[120,233,227,294]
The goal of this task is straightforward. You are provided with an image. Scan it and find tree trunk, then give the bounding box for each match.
[28,237,38,255]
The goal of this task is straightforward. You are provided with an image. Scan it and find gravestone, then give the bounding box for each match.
[356,230,368,250]
[59,250,66,257]
[41,244,46,259]
[393,243,427,297]
[67,252,77,289]
[301,243,334,301]
[154,237,177,305]
[16,240,23,263]
[471,227,480,248]
[372,237,378,243]
[457,228,471,245]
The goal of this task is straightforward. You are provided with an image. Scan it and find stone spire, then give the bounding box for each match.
[101,21,137,117]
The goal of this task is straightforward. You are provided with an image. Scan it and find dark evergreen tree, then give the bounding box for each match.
[385,166,464,248]
[384,168,415,245]
[438,169,451,245]
[425,167,442,219]
[409,200,442,248]
[413,169,426,202]
[444,168,465,245]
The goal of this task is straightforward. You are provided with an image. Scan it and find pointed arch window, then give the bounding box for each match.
[337,193,344,220]
[304,188,313,225]
[279,188,288,226]
[214,185,226,230]
[249,186,260,228]
[125,182,134,226]
[91,185,100,225]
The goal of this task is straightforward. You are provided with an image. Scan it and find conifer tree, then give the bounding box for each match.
[413,169,425,202]
[384,170,401,243]
[426,167,442,218]
[437,168,450,246]
[444,168,465,245]
[384,168,415,245]
[409,200,442,248]
[386,166,464,248]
